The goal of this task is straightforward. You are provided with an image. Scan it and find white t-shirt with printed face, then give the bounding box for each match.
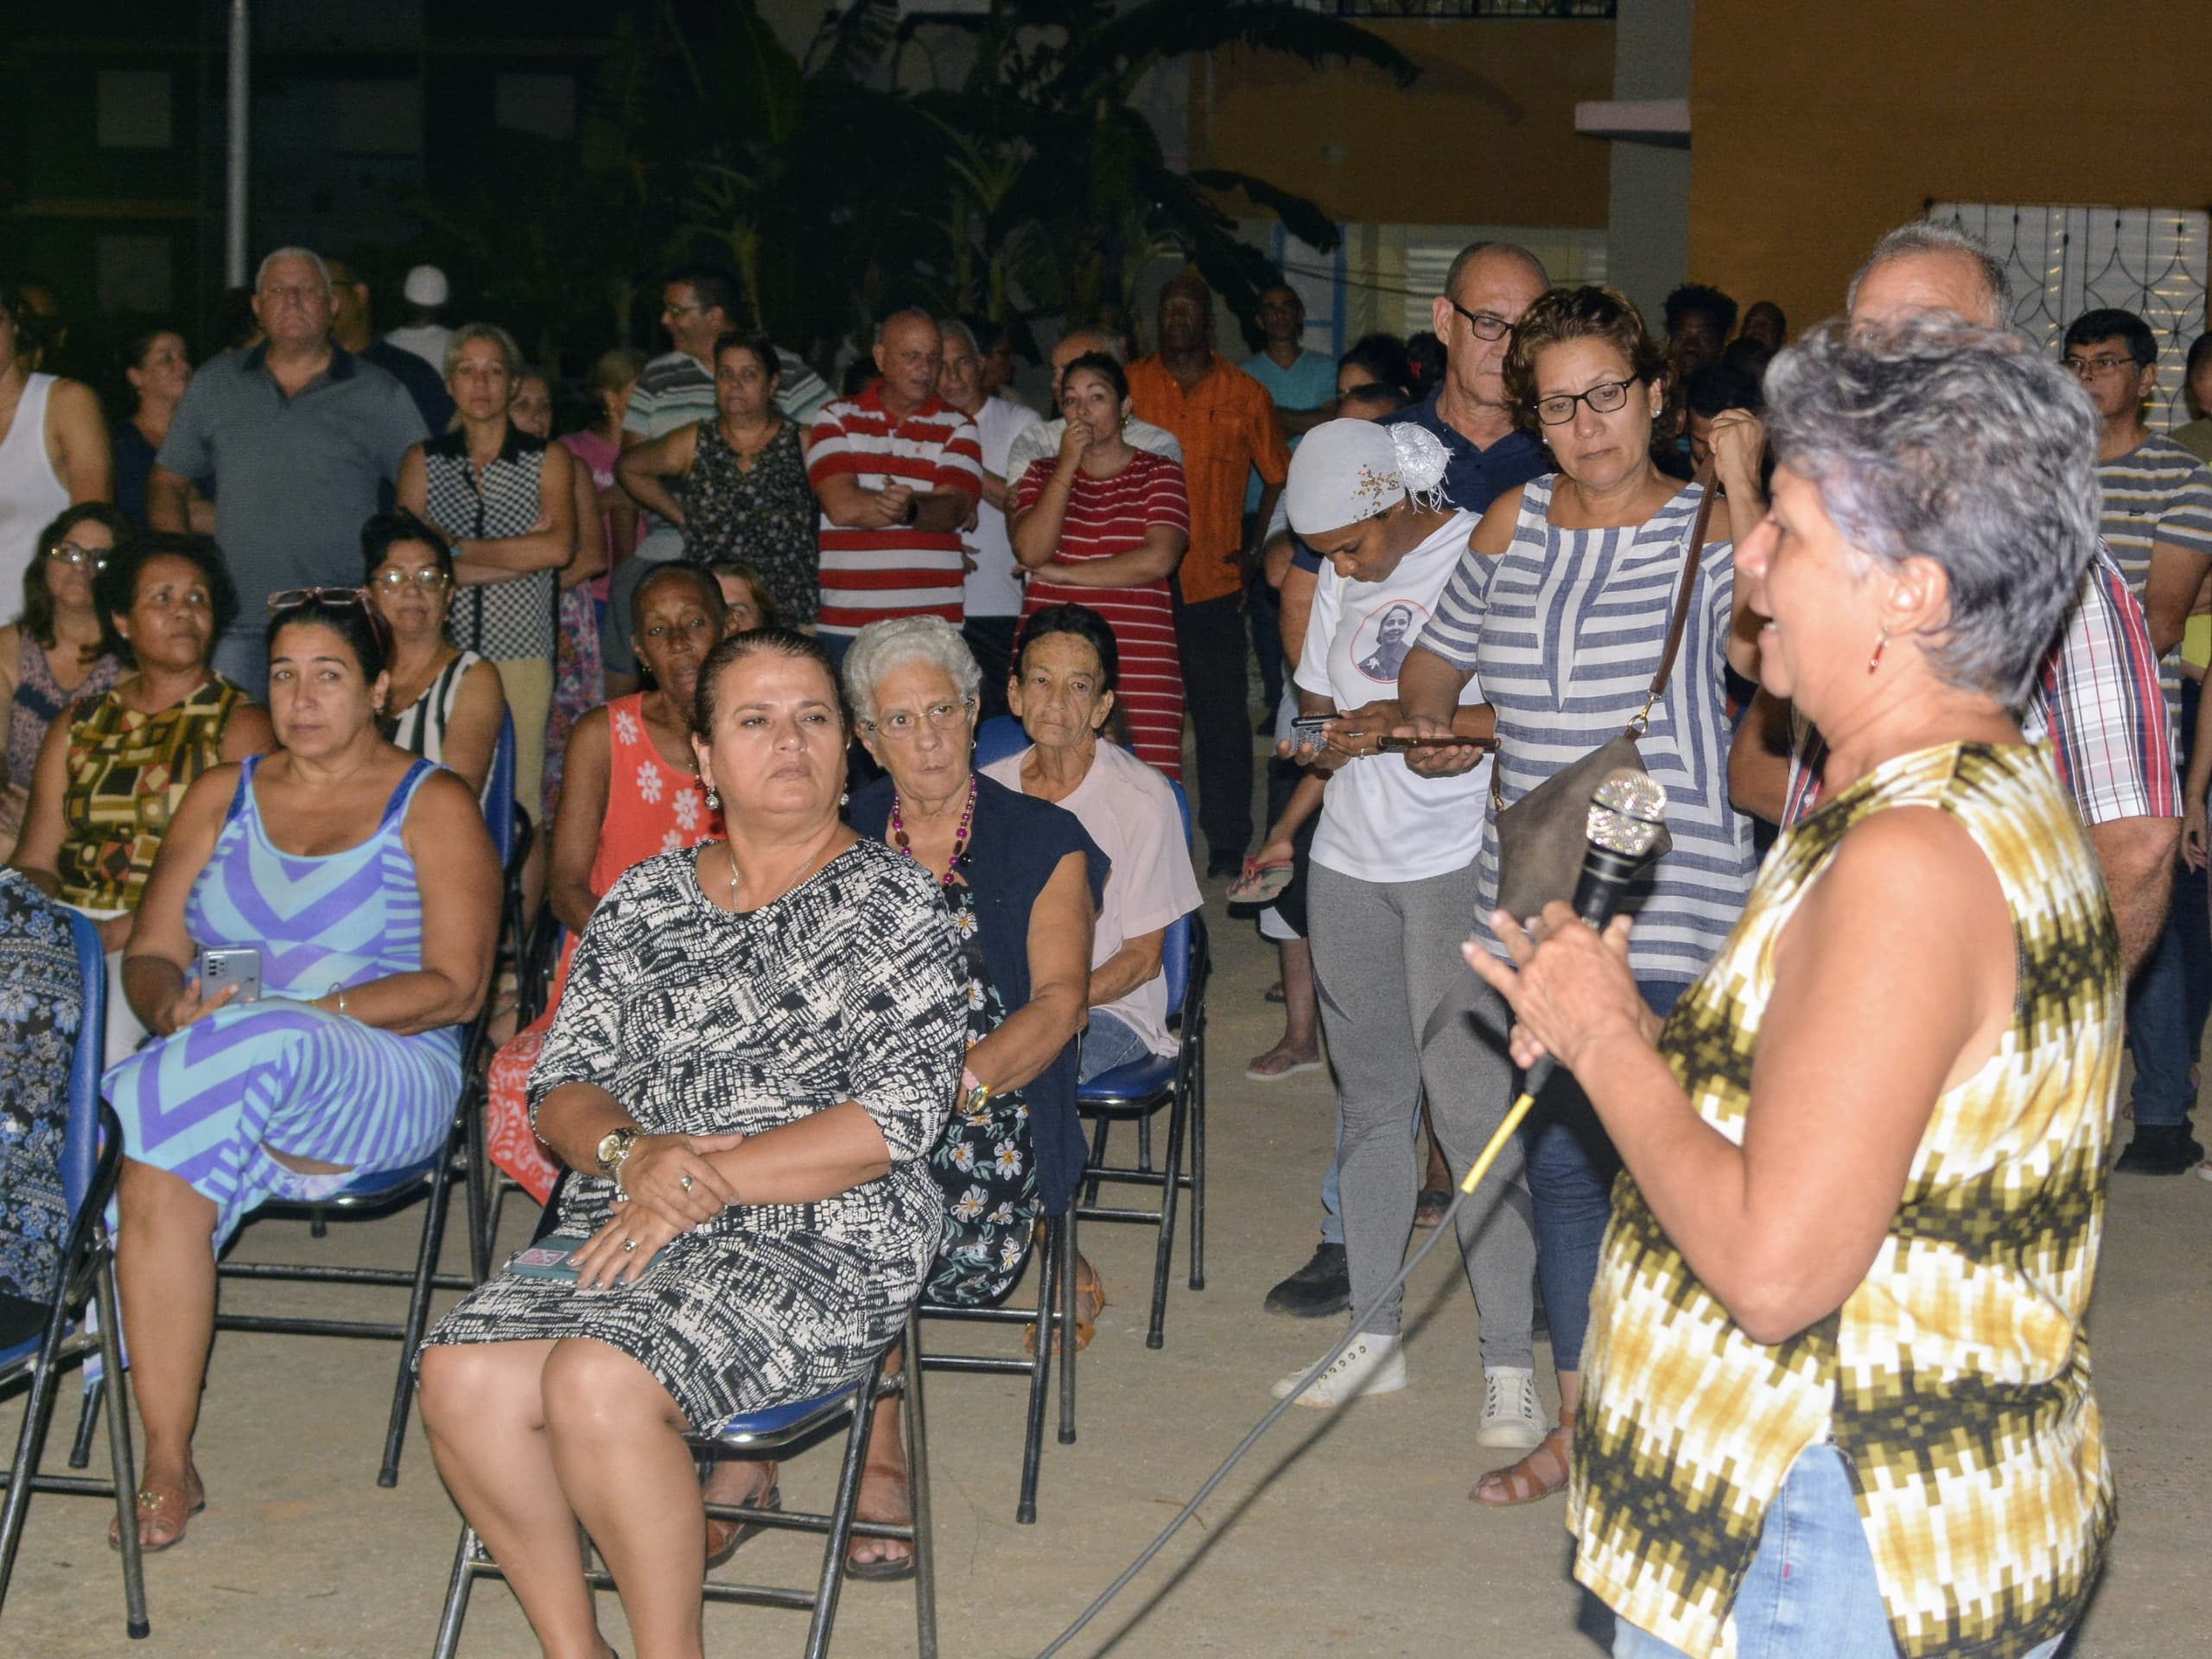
[1296,509,1492,883]
[982,741,1200,1057]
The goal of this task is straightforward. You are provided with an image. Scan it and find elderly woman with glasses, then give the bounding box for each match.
[1466,318,2113,1659]
[1394,285,1758,1509]
[0,505,131,858]
[9,531,272,1065]
[102,589,499,1551]
[363,509,509,797]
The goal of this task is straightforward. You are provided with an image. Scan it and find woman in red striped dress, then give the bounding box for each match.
[1010,353,1191,776]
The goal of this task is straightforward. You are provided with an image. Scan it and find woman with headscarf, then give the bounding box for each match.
[1262,422,1541,1455]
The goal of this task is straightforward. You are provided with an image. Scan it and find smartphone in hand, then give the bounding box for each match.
[197,946,262,1004]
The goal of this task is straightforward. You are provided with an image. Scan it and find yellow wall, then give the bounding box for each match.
[1191,20,1616,230]
[1690,0,2212,332]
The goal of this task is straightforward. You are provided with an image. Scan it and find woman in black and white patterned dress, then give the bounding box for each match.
[418,626,963,1659]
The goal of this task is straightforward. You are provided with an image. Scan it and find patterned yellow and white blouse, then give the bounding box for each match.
[1571,741,2119,1659]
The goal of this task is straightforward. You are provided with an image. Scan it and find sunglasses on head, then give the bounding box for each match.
[267,586,370,613]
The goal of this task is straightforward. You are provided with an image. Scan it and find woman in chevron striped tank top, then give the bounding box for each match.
[102,594,500,1551]
[1465,320,2116,1659]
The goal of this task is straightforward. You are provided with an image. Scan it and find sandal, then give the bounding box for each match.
[1024,1251,1104,1356]
[110,1466,204,1553]
[846,1459,915,1583]
[1413,1187,1450,1227]
[1471,1415,1573,1508]
[702,1459,780,1570]
[1246,1046,1322,1082]
[1225,857,1294,906]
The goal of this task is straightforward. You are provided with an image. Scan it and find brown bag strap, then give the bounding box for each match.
[1629,459,1721,734]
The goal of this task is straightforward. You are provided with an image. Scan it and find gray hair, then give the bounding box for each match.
[1442,240,1550,306]
[1061,327,1122,362]
[874,308,939,348]
[938,317,978,356]
[254,246,331,294]
[1846,222,2012,325]
[842,615,982,728]
[443,321,523,383]
[1763,315,2098,707]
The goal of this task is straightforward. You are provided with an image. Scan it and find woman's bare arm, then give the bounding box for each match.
[964,851,1094,1096]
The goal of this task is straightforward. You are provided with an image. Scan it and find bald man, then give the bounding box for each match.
[804,309,982,657]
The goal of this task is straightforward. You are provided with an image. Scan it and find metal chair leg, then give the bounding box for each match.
[0,1282,71,1614]
[1189,1030,1208,1292]
[94,1254,149,1638]
[1058,1209,1078,1445]
[379,1131,456,1488]
[1084,1113,1110,1208]
[1145,1084,1190,1350]
[1014,1215,1058,1524]
[903,1309,938,1659]
[462,1086,493,1285]
[431,1526,480,1659]
[67,1374,101,1470]
[801,1345,885,1659]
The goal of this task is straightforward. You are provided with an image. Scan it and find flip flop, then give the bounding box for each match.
[110,1469,205,1554]
[1225,857,1294,906]
[1246,1048,1323,1082]
[846,1461,917,1582]
[1025,1251,1104,1356]
[702,1465,782,1569]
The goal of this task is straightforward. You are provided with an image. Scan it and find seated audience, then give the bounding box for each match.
[105,591,499,1549]
[616,330,822,631]
[0,504,129,858]
[1009,353,1191,777]
[481,564,731,1202]
[836,615,1103,1576]
[982,603,1200,1085]
[417,628,964,1656]
[10,532,270,1065]
[0,871,92,1348]
[111,329,214,534]
[364,510,508,797]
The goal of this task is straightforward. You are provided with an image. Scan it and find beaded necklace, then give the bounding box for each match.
[890,774,976,887]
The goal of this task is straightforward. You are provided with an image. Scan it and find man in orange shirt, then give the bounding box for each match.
[1128,273,1290,873]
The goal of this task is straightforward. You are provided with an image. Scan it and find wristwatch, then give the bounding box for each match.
[900,493,920,526]
[595,1125,643,1189]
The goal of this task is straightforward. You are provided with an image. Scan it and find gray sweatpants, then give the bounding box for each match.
[1307,859,1536,1366]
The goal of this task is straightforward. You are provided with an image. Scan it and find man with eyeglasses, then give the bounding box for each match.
[1409,242,1554,516]
[148,247,426,695]
[2064,305,2212,1176]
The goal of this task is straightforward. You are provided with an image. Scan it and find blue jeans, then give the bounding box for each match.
[1077,1007,1153,1084]
[1612,1445,2066,1659]
[2126,678,2210,1128]
[1526,977,1689,1373]
[1318,1095,1430,1248]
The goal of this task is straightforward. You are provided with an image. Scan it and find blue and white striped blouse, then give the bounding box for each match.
[1416,474,1755,982]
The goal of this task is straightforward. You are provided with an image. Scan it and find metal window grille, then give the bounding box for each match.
[1931,202,2211,432]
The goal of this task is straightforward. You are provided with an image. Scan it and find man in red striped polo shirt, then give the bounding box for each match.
[806,310,983,658]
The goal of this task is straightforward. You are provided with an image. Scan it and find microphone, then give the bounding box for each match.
[1522,767,1670,1096]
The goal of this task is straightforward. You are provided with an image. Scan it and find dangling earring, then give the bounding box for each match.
[705,787,720,810]
[1867,624,1891,675]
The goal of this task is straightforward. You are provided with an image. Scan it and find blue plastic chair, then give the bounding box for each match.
[972,713,1030,770]
[0,910,149,1640]
[1073,778,1209,1349]
[433,1306,937,1659]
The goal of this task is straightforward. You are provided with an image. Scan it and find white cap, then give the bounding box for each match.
[402,264,449,308]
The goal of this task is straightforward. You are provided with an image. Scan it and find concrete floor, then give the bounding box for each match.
[5,877,2209,1659]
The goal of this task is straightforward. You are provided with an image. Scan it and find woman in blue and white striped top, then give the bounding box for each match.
[1396,285,1758,1510]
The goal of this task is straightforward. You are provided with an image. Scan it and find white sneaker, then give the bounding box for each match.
[1476,1365,1546,1449]
[1270,1334,1408,1408]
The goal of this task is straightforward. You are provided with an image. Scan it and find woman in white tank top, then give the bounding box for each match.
[365,509,507,798]
[0,293,112,599]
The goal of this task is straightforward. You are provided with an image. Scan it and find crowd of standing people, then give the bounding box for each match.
[0,213,2199,1659]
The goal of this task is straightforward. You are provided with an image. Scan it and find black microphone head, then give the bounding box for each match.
[1586,768,1669,859]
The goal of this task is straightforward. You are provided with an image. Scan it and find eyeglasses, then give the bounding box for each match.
[47,542,109,570]
[267,586,371,613]
[369,566,449,591]
[1448,300,1514,342]
[662,301,706,319]
[2063,353,2139,378]
[1530,376,1640,426]
[865,698,976,741]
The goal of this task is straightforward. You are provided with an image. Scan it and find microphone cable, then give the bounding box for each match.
[1033,1087,1539,1659]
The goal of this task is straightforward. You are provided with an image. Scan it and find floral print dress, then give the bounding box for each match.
[921,877,1041,1307]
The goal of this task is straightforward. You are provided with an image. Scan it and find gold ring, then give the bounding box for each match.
[622,1237,639,1253]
